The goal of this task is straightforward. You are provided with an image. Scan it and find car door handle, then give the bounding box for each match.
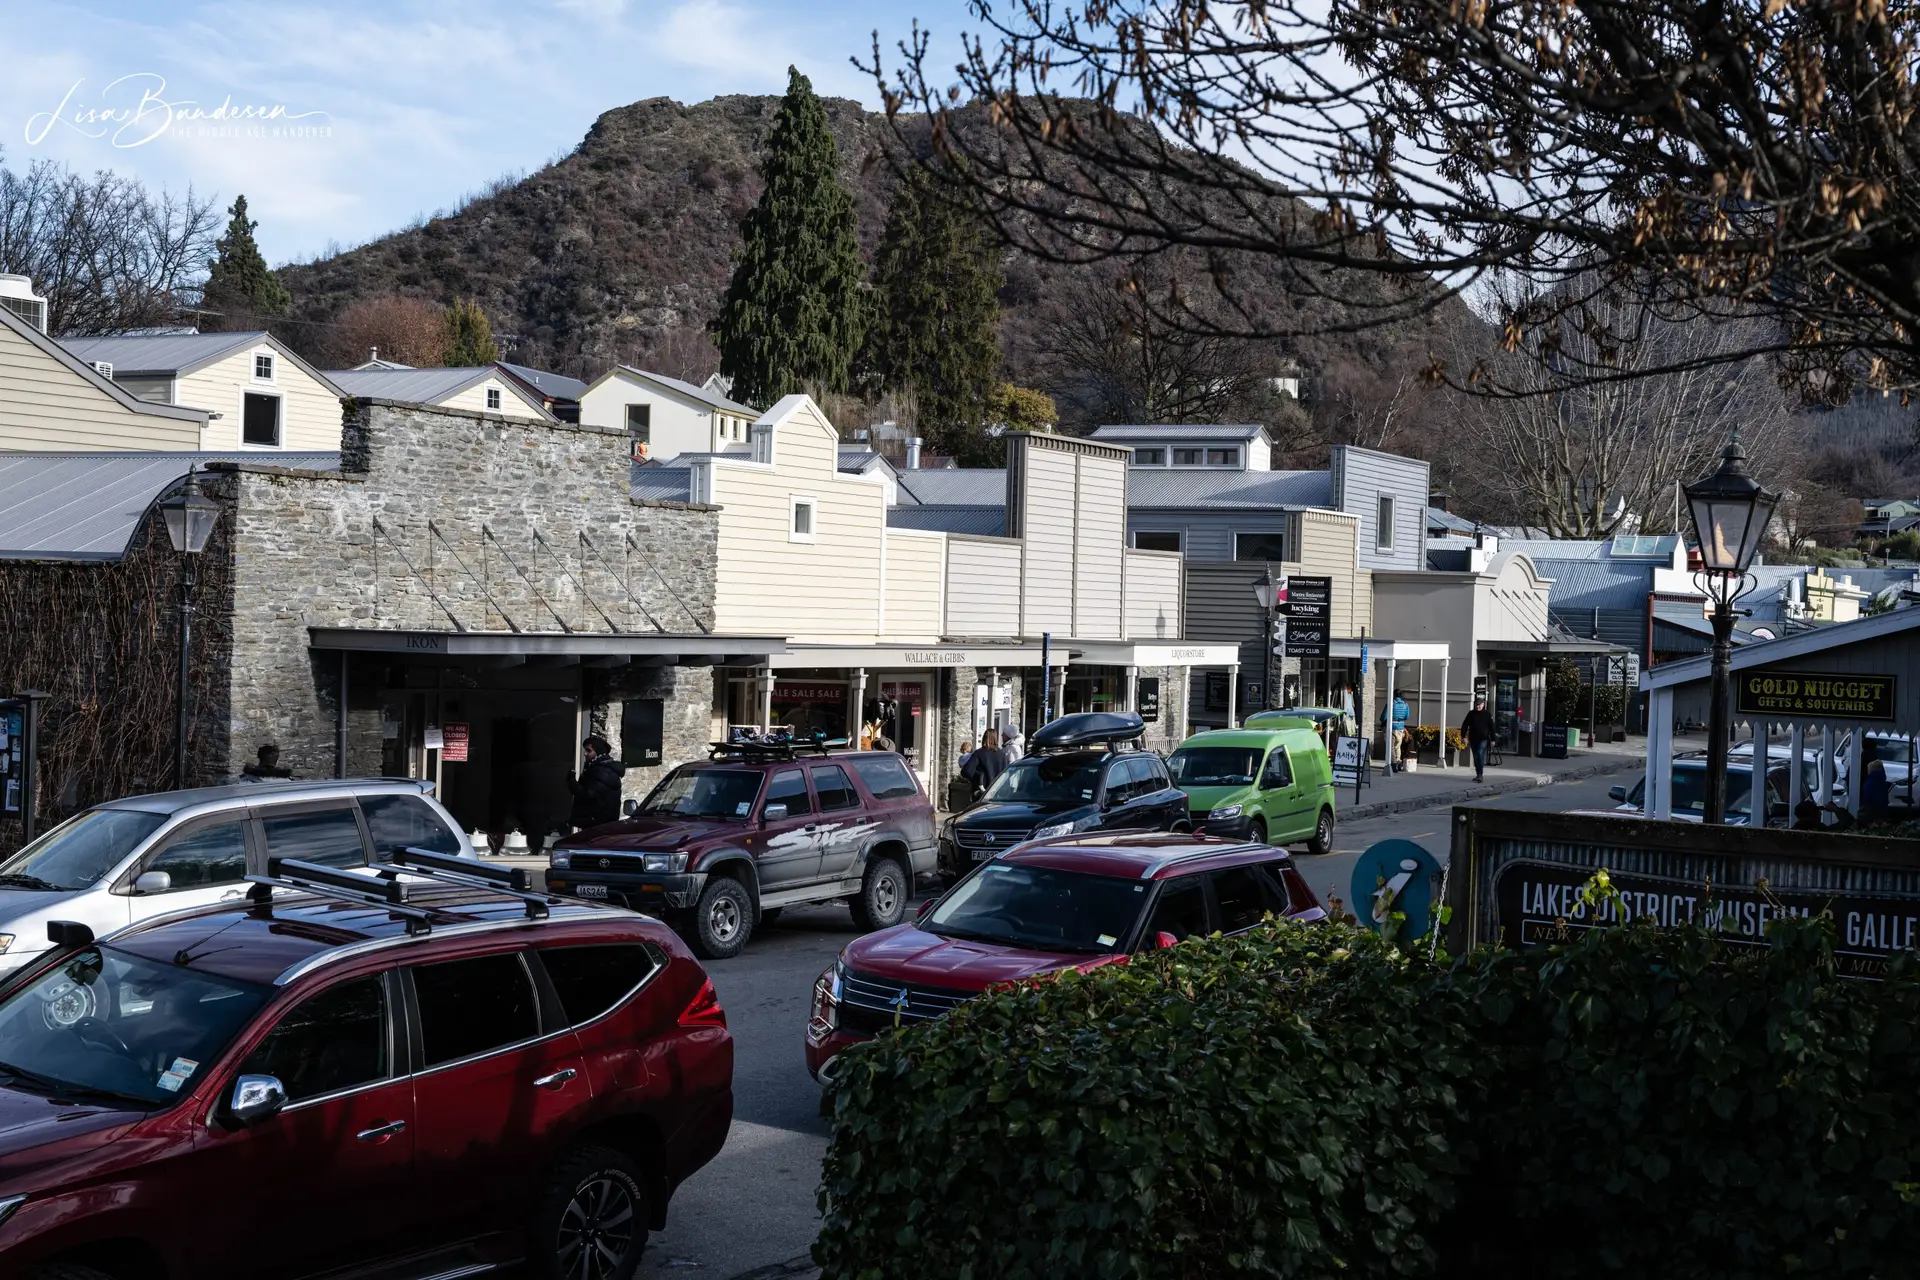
[355,1120,407,1142]
[533,1068,577,1090]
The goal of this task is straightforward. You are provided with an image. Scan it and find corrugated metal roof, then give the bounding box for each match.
[325,367,495,403]
[1427,506,1478,535]
[629,465,692,502]
[616,367,757,417]
[59,331,263,376]
[887,506,1007,536]
[1529,558,1651,611]
[1091,424,1266,441]
[497,362,587,402]
[1499,538,1612,562]
[1127,468,1334,509]
[895,469,1008,506]
[0,451,338,560]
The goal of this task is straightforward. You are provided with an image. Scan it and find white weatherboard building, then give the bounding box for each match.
[578,367,760,463]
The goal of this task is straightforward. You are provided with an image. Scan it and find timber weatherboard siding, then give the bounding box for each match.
[0,321,204,451]
[1125,549,1183,640]
[1332,444,1429,573]
[174,344,343,451]
[945,535,1024,637]
[882,528,945,641]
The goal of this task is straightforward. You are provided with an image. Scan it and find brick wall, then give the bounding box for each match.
[225,400,719,779]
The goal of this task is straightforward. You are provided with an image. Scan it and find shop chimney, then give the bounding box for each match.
[906,436,923,469]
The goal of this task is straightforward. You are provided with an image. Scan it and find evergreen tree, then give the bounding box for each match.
[713,67,866,407]
[869,166,1004,465]
[444,298,499,365]
[202,195,289,326]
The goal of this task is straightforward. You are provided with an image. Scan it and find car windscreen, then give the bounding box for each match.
[1167,746,1263,787]
[926,861,1149,954]
[0,946,269,1108]
[639,768,762,820]
[1667,767,1757,817]
[983,756,1103,807]
[0,808,168,892]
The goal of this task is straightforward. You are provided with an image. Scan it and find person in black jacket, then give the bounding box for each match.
[1460,699,1496,782]
[962,729,1008,798]
[567,735,626,830]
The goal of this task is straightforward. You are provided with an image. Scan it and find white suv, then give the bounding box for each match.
[0,779,468,975]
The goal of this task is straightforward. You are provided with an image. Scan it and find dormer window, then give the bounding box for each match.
[253,353,274,381]
[1206,448,1239,466]
[1131,447,1166,466]
[1172,448,1203,466]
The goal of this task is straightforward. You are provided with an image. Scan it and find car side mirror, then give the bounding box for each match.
[133,870,171,895]
[916,898,937,922]
[228,1074,287,1126]
[763,803,788,822]
[1608,786,1627,803]
[1155,930,1179,950]
[623,799,640,819]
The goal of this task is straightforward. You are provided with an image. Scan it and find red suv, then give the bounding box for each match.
[805,832,1325,1080]
[551,745,937,959]
[0,850,732,1280]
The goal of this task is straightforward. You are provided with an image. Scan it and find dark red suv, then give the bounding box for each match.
[0,850,732,1280]
[805,832,1325,1080]
[551,746,937,959]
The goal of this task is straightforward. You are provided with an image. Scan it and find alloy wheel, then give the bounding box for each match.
[555,1174,637,1280]
[708,896,741,943]
[872,869,900,917]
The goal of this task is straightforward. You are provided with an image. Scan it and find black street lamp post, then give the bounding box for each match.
[159,467,219,790]
[1252,569,1284,713]
[1682,434,1779,825]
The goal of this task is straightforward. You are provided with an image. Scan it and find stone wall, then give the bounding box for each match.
[225,400,719,778]
[590,662,718,802]
[1136,663,1189,756]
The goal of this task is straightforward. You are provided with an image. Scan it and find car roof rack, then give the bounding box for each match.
[246,857,437,935]
[371,846,555,920]
[1029,711,1147,755]
[707,726,851,762]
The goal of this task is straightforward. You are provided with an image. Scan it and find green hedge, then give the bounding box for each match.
[816,916,1920,1278]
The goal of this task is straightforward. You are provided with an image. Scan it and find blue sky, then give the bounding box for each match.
[3,0,975,264]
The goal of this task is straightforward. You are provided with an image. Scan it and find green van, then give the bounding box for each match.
[1166,721,1336,852]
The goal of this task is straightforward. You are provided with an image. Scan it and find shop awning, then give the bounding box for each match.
[766,643,1048,669]
[1068,641,1246,667]
[308,628,785,663]
[1328,638,1452,661]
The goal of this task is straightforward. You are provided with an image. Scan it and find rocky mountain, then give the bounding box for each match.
[278,94,1473,434]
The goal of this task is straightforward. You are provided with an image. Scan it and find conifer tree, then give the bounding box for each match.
[869,166,1004,465]
[444,298,499,365]
[713,67,866,406]
[202,195,289,326]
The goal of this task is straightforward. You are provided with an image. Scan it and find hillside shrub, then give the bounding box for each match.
[816,914,1920,1279]
[816,923,1485,1280]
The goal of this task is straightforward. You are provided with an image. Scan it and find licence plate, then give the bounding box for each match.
[574,884,609,899]
[971,848,995,861]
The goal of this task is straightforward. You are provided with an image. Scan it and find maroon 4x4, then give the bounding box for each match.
[551,746,937,959]
[0,849,732,1280]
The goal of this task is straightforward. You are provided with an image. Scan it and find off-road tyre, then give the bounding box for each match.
[690,875,752,959]
[528,1143,648,1280]
[850,857,908,932]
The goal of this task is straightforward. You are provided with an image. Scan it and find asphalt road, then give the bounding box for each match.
[635,769,1636,1278]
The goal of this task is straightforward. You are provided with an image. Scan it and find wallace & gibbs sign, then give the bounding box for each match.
[1734,669,1896,721]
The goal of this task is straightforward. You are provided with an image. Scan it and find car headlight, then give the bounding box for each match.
[941,816,956,840]
[808,960,845,1044]
[1032,815,1099,840]
[643,853,688,873]
[1209,804,1243,820]
[549,851,570,869]
[0,934,14,956]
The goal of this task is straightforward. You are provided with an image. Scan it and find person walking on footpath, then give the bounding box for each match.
[1460,698,1496,783]
[1001,722,1026,761]
[962,729,1008,798]
[567,735,626,831]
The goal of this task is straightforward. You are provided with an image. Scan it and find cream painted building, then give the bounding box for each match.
[325,366,554,423]
[0,307,211,451]
[579,366,759,462]
[60,331,343,451]
[655,395,1220,782]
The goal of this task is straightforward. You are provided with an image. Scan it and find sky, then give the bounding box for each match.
[2,0,975,264]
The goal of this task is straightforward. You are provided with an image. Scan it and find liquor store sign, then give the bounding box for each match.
[1735,669,1896,721]
[1495,861,1920,978]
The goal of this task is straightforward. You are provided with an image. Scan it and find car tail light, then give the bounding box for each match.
[678,977,727,1029]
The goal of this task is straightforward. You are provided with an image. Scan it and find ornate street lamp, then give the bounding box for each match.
[1252,569,1283,713]
[1682,433,1779,824]
[159,467,219,790]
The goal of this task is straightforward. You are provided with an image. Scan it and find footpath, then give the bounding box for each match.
[1334,737,1646,821]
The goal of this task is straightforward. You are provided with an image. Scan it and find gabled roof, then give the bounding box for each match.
[887,505,1007,536]
[60,330,261,377]
[496,361,588,403]
[0,307,209,427]
[1090,423,1267,442]
[894,468,1009,506]
[1427,506,1479,535]
[324,367,553,420]
[591,366,758,417]
[1126,468,1334,509]
[0,451,339,560]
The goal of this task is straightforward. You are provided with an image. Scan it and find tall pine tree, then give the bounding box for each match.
[869,166,1004,464]
[202,195,289,328]
[444,299,499,365]
[713,68,865,407]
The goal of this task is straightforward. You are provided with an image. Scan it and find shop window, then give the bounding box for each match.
[1235,531,1287,561]
[242,392,281,446]
[1134,531,1181,553]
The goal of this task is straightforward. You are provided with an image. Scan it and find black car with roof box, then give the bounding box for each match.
[938,712,1190,879]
